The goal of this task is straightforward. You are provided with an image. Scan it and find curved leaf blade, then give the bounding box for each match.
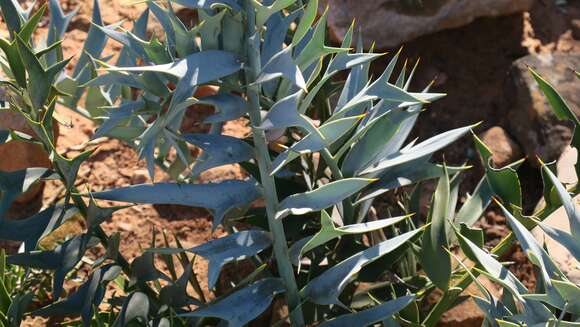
[182,133,254,176]
[421,166,451,290]
[276,178,374,219]
[151,230,272,290]
[180,278,285,327]
[91,180,261,227]
[318,295,415,327]
[107,50,242,82]
[303,229,422,305]
[360,125,474,176]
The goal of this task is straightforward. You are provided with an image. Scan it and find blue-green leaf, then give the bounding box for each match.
[342,107,415,176]
[295,210,410,263]
[258,90,310,130]
[552,279,580,315]
[151,230,271,290]
[454,227,527,298]
[93,100,146,139]
[181,278,285,327]
[8,234,92,298]
[454,226,554,324]
[333,32,375,114]
[299,52,380,114]
[183,133,254,176]
[499,202,566,287]
[253,0,296,27]
[358,163,467,203]
[360,125,474,175]
[295,11,345,70]
[448,249,512,325]
[91,181,261,227]
[198,93,248,123]
[540,162,580,238]
[147,1,176,52]
[454,176,494,227]
[0,205,77,251]
[0,168,54,216]
[71,0,105,78]
[46,0,77,65]
[113,292,149,327]
[270,115,363,175]
[198,9,227,51]
[276,178,375,219]
[262,9,299,65]
[174,0,241,11]
[107,50,242,82]
[530,68,579,125]
[303,229,422,305]
[291,0,317,45]
[333,81,424,120]
[0,0,29,36]
[131,252,167,282]
[91,24,150,62]
[16,36,71,110]
[535,220,580,261]
[473,134,523,208]
[113,8,149,72]
[33,264,121,327]
[255,47,306,90]
[318,295,415,327]
[158,263,202,307]
[421,166,451,290]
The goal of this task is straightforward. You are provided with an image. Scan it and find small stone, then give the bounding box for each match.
[117,221,133,232]
[131,169,150,184]
[479,126,523,167]
[69,14,92,32]
[82,126,94,137]
[118,168,133,178]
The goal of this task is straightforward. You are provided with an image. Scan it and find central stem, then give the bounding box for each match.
[242,1,304,325]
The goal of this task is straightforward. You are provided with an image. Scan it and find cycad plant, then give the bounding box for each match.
[0,0,578,326]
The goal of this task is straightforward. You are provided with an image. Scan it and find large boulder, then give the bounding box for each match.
[507,53,580,166]
[324,0,532,49]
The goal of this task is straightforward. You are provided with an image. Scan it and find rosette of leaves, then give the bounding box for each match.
[75,0,484,324]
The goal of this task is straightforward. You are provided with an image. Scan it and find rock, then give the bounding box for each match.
[0,111,54,203]
[324,0,532,49]
[507,53,580,166]
[479,126,523,167]
[131,169,150,184]
[571,19,580,40]
[69,14,92,32]
[532,146,580,284]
